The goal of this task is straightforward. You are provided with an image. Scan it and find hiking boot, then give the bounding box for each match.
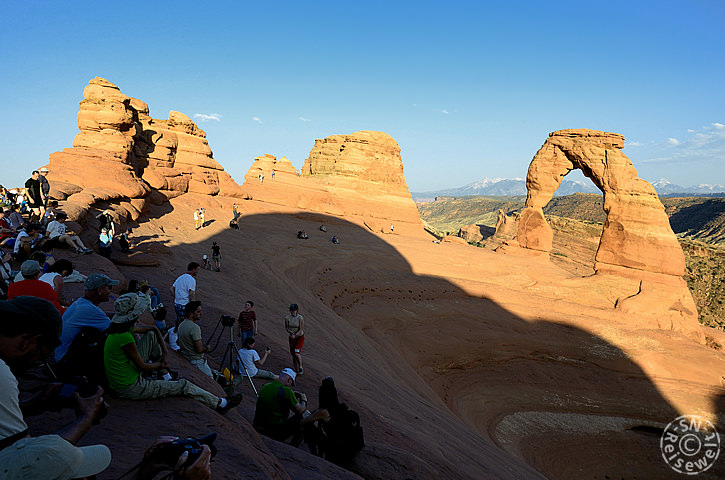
[216,393,243,415]
[298,367,304,375]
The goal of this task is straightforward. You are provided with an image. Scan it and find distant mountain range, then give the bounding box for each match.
[412,178,725,200]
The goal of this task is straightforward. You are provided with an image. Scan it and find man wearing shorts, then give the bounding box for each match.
[284,303,304,375]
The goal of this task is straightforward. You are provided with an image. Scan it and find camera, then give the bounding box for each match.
[51,376,109,424]
[156,433,218,468]
[220,314,235,327]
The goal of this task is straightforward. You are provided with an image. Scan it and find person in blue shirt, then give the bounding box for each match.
[54,273,119,362]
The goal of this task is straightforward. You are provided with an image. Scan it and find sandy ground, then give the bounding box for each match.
[27,192,725,479]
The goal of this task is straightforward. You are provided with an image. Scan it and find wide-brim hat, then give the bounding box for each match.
[112,292,149,323]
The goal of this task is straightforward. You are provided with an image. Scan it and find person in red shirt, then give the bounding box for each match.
[8,260,64,313]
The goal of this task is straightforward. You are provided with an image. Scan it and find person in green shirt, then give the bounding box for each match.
[104,293,241,414]
[253,368,328,444]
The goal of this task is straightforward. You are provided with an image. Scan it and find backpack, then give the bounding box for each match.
[54,326,109,388]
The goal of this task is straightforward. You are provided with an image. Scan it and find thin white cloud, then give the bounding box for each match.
[252,116,263,124]
[434,109,450,114]
[627,141,642,147]
[193,113,222,122]
[298,116,312,122]
[643,124,725,164]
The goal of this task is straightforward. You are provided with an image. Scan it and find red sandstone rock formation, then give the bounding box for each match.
[45,78,243,226]
[516,129,701,340]
[241,131,423,235]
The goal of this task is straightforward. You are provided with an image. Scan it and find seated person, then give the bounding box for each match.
[39,258,74,307]
[13,251,54,283]
[332,236,339,244]
[12,224,44,261]
[0,296,111,479]
[297,231,308,239]
[7,205,25,231]
[201,254,211,270]
[54,273,119,363]
[237,336,277,380]
[253,368,328,444]
[45,212,92,254]
[176,301,213,378]
[41,200,61,226]
[0,208,17,246]
[104,293,241,414]
[7,260,64,313]
[119,228,133,252]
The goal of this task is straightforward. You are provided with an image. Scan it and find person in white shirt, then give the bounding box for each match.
[168,262,200,349]
[39,258,74,307]
[238,336,278,380]
[46,212,92,254]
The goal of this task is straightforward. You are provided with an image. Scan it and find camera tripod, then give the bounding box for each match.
[209,316,258,397]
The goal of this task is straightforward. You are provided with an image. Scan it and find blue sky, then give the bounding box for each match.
[1,0,723,192]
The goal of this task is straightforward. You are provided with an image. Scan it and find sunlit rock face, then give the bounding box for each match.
[517,128,701,341]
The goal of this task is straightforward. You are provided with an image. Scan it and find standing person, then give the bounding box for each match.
[232,203,239,221]
[199,208,206,229]
[99,228,112,258]
[24,171,44,221]
[236,300,257,342]
[176,301,213,378]
[38,167,51,209]
[285,303,305,375]
[193,209,200,230]
[0,296,111,479]
[238,337,277,380]
[259,173,264,184]
[211,241,221,272]
[170,262,200,347]
[97,210,115,237]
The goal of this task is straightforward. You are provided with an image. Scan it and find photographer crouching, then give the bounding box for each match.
[0,296,111,479]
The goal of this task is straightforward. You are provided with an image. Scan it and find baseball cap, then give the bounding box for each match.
[84,273,120,290]
[0,435,111,479]
[39,167,50,173]
[280,368,297,385]
[111,293,149,323]
[20,260,42,277]
[0,296,62,348]
[289,303,298,311]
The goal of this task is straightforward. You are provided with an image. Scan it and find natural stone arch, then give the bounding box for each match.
[516,129,701,342]
[517,128,685,277]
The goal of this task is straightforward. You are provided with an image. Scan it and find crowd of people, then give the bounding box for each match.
[0,171,363,479]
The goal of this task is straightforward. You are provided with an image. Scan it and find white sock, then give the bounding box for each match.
[219,398,228,408]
